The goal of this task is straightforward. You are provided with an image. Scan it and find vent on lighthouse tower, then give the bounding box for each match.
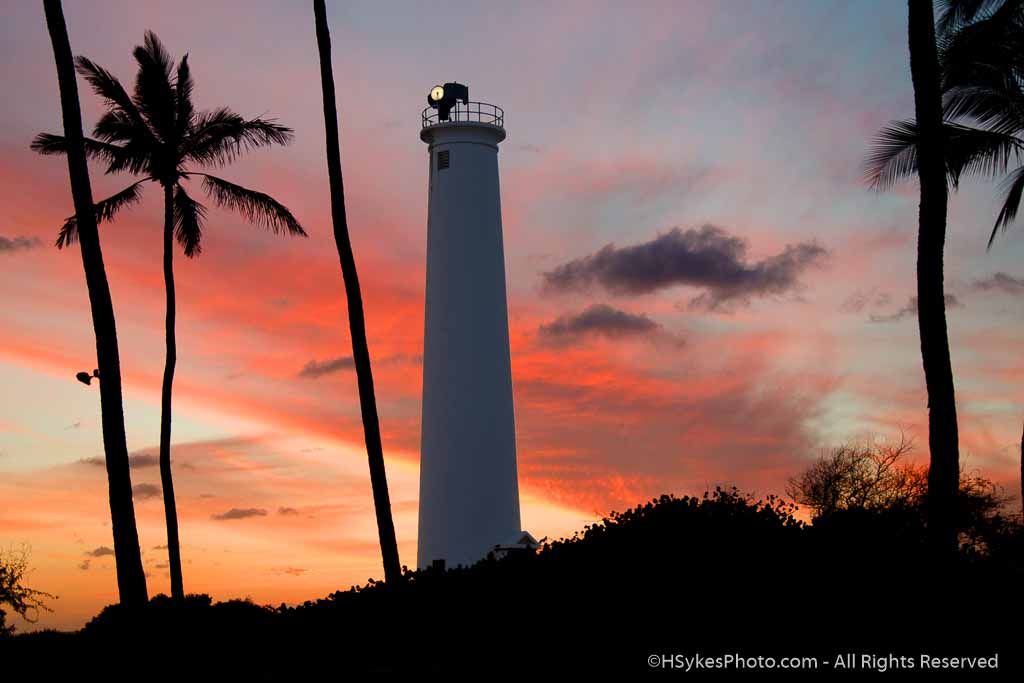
[438,150,450,170]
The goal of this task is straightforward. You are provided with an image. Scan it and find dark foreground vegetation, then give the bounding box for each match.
[5,487,1022,677]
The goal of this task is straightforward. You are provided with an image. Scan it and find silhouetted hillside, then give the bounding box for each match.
[5,489,1023,677]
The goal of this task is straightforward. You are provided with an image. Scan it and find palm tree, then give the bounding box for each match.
[39,0,147,605]
[866,0,961,553]
[312,0,402,584]
[32,31,306,599]
[867,0,1024,247]
[866,0,1024,551]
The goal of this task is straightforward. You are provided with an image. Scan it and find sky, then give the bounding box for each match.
[1,0,1023,631]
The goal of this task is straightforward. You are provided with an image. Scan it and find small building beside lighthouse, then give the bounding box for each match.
[417,83,530,569]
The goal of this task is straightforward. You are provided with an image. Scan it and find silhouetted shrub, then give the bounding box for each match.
[6,488,1022,675]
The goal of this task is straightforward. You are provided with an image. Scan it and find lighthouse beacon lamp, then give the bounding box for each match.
[427,82,469,121]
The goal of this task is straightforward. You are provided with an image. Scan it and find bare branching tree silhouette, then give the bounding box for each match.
[312,0,402,584]
[38,0,147,605]
[32,31,306,599]
[0,545,55,636]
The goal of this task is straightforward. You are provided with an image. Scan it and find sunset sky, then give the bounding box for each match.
[2,0,1023,631]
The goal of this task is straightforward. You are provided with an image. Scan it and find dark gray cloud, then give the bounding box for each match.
[298,356,355,379]
[541,225,826,310]
[212,507,267,521]
[277,506,299,516]
[538,304,677,346]
[132,483,161,500]
[86,546,114,558]
[869,294,962,323]
[972,272,1024,295]
[0,235,41,253]
[78,559,91,571]
[78,452,159,469]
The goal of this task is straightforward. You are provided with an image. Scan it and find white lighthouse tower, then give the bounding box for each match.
[417,83,527,569]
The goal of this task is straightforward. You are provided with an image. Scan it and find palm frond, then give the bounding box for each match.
[949,124,1024,178]
[74,56,142,121]
[31,132,148,176]
[173,182,206,257]
[198,173,306,237]
[132,31,177,142]
[989,164,1024,247]
[937,0,1014,34]
[943,85,1024,133]
[864,120,922,190]
[184,108,294,166]
[74,56,159,147]
[56,181,147,249]
[865,119,1023,190]
[175,54,194,138]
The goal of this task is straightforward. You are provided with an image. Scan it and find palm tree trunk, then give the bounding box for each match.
[160,183,185,599]
[42,0,147,605]
[312,0,402,584]
[908,0,960,554]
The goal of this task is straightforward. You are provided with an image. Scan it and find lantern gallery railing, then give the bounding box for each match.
[422,101,504,129]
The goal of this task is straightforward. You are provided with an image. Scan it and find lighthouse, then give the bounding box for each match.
[417,83,528,569]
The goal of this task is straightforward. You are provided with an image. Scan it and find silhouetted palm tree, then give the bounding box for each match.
[867,1,1024,246]
[32,31,306,599]
[39,0,147,605]
[866,1,1024,550]
[312,0,402,584]
[866,1,961,552]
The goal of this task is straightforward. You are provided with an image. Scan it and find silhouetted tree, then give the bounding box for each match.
[789,435,1010,549]
[786,435,923,516]
[865,0,961,553]
[312,0,401,584]
[867,1,1024,247]
[911,0,961,554]
[0,545,55,636]
[32,31,306,599]
[39,0,147,605]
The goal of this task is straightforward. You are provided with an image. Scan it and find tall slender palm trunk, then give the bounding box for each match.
[42,0,147,605]
[160,183,185,599]
[908,0,960,554]
[312,0,402,584]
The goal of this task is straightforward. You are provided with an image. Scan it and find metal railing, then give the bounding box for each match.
[422,101,504,129]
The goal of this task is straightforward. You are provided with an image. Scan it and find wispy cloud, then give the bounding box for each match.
[840,288,892,314]
[85,546,114,558]
[298,356,355,379]
[972,272,1024,296]
[0,235,41,253]
[78,453,159,469]
[132,483,161,500]
[212,507,268,521]
[869,294,962,323]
